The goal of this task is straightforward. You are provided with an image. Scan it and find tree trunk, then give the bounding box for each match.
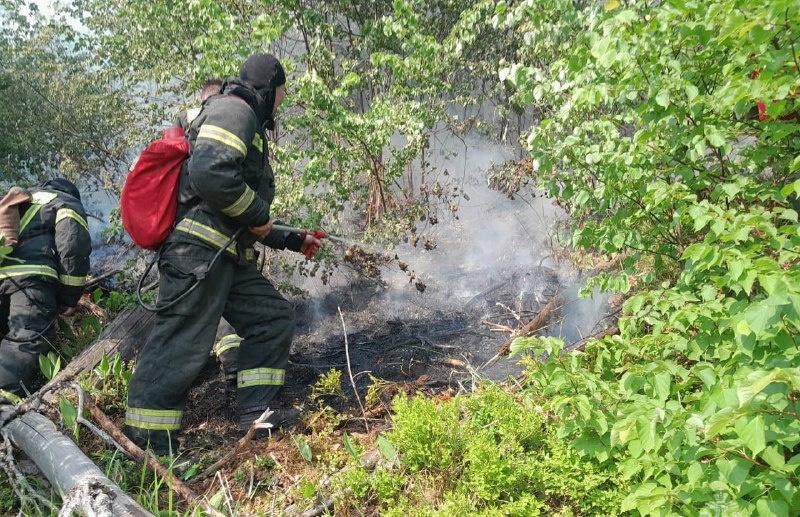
[2,409,151,517]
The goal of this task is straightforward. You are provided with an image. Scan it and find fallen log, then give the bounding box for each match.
[1,408,151,516]
[44,306,155,390]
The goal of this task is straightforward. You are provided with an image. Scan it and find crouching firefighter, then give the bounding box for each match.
[0,179,91,398]
[124,53,323,454]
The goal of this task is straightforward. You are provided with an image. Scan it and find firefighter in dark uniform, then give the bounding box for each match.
[124,53,322,454]
[0,178,91,397]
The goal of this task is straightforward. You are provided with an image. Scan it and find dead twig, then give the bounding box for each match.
[192,408,274,483]
[339,307,369,433]
[82,268,123,292]
[495,302,521,321]
[480,295,562,370]
[481,320,514,332]
[71,383,130,458]
[80,394,225,517]
[566,325,619,352]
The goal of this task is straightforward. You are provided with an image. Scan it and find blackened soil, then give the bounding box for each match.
[178,267,562,448]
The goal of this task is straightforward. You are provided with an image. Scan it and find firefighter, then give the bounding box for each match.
[0,178,91,398]
[176,78,223,131]
[180,78,247,383]
[124,53,322,454]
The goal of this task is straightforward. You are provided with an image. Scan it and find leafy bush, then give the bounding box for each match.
[387,394,463,472]
[335,385,626,515]
[495,0,800,513]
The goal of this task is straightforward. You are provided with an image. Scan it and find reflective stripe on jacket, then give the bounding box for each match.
[0,182,91,306]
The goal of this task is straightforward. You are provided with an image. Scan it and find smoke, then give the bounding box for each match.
[290,128,610,368]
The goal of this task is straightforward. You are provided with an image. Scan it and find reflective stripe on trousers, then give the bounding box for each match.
[238,367,285,388]
[125,407,183,431]
[214,334,242,356]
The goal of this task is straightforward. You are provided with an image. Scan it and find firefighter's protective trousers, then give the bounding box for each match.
[0,279,58,394]
[124,239,294,440]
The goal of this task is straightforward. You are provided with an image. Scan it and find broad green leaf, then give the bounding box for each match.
[655,88,670,108]
[761,446,786,470]
[739,415,766,455]
[377,435,398,464]
[343,432,359,459]
[756,496,789,517]
[293,436,313,462]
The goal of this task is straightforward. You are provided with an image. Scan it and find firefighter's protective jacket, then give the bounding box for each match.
[0,179,91,307]
[175,80,303,258]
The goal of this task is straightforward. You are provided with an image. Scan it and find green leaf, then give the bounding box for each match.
[761,446,786,470]
[756,496,789,517]
[735,319,751,336]
[686,462,703,484]
[377,435,398,464]
[737,370,781,405]
[739,415,766,455]
[59,397,78,433]
[655,88,670,108]
[705,127,726,148]
[604,0,620,11]
[293,436,313,462]
[343,432,359,459]
[685,84,699,101]
[208,488,225,510]
[653,372,671,401]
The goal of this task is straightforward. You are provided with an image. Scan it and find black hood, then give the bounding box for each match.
[222,78,272,130]
[42,178,80,200]
[236,53,286,131]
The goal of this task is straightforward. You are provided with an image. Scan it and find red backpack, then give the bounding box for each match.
[121,126,188,250]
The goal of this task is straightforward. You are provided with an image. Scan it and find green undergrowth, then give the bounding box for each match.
[329,384,628,516]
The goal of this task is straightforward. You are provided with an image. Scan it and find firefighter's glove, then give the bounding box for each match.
[299,230,326,258]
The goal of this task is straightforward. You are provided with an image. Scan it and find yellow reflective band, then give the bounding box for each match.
[125,407,183,431]
[56,208,89,232]
[19,204,42,233]
[238,367,285,388]
[197,124,247,156]
[0,264,58,281]
[31,191,57,205]
[214,334,242,356]
[222,186,256,218]
[252,134,263,153]
[174,219,238,256]
[59,274,87,287]
[186,107,201,125]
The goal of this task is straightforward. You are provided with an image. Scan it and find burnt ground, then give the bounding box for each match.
[178,265,566,450]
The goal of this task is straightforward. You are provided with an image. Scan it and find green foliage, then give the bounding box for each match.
[38,351,61,380]
[67,0,517,242]
[81,352,132,412]
[293,435,313,463]
[0,1,135,185]
[335,385,625,514]
[387,394,462,472]
[492,0,800,513]
[58,396,79,438]
[309,368,345,403]
[94,289,138,315]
